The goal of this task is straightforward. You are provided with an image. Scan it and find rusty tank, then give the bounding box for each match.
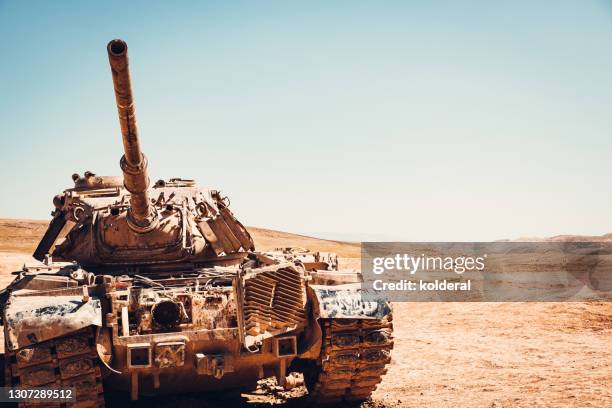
[0,39,393,407]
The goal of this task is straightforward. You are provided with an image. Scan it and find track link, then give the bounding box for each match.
[307,317,394,405]
[4,327,105,408]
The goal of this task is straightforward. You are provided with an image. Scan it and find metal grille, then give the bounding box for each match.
[243,267,306,336]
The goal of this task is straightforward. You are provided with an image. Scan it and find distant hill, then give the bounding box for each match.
[510,234,612,242]
[0,219,360,257]
[2,218,610,258]
[0,219,49,253]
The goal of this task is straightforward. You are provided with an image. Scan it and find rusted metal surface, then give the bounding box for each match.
[73,172,123,191]
[32,211,67,261]
[310,269,362,285]
[107,39,156,232]
[4,294,102,350]
[309,283,393,320]
[240,264,307,348]
[264,247,338,271]
[46,183,254,267]
[154,341,186,368]
[4,328,106,407]
[4,245,392,403]
[306,318,394,404]
[28,40,256,267]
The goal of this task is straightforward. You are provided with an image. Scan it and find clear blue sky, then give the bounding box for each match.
[1,1,612,241]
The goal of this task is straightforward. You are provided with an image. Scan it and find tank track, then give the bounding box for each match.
[4,327,105,408]
[307,317,393,405]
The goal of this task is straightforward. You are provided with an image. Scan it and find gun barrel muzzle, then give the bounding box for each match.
[107,39,156,231]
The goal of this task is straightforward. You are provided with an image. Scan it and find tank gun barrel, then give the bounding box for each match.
[107,39,156,231]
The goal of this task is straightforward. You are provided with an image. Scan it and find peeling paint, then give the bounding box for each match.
[5,295,102,350]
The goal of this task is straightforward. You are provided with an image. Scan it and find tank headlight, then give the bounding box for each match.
[152,299,181,328]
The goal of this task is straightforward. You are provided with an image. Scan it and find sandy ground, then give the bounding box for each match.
[377,302,611,407]
[0,219,611,407]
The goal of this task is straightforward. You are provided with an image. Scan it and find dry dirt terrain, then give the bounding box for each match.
[0,219,610,407]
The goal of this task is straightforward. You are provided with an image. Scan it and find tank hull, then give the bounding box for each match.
[1,257,393,405]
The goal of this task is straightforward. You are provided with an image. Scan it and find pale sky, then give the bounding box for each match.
[1,1,612,241]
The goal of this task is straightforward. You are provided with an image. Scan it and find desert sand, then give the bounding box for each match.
[0,219,610,407]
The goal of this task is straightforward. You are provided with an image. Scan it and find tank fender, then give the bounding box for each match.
[308,283,392,320]
[4,293,102,351]
[297,286,324,359]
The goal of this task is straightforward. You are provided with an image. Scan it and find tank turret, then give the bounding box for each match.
[107,39,157,232]
[31,40,256,267]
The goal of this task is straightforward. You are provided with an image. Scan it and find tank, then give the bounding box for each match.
[1,39,393,407]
